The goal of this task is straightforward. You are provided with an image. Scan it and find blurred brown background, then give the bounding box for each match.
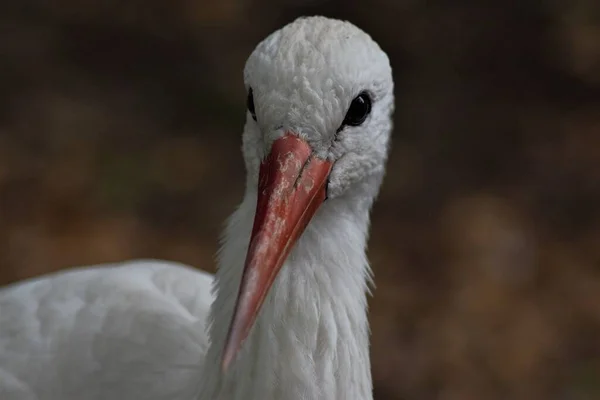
[1,0,599,399]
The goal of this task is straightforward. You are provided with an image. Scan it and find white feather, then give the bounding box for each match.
[0,260,213,400]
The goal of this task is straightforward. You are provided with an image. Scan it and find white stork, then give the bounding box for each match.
[0,16,394,400]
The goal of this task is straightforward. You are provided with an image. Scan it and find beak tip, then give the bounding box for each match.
[221,357,230,374]
[221,343,235,373]
[221,323,244,373]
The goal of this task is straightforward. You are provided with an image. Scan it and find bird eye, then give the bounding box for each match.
[341,91,371,128]
[247,88,257,121]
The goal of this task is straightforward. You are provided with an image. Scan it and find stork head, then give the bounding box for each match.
[222,16,394,370]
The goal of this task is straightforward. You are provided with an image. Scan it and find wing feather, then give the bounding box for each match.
[0,260,214,400]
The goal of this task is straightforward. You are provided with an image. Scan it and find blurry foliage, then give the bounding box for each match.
[1,0,600,399]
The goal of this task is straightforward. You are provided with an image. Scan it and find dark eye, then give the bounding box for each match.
[341,91,371,128]
[247,88,257,121]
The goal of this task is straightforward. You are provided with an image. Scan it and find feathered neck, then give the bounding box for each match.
[198,189,374,400]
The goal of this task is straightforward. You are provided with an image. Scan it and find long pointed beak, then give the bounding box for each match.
[221,133,332,371]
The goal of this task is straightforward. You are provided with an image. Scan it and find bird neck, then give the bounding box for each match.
[199,190,374,400]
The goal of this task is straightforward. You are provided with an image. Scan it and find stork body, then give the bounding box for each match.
[0,261,214,400]
[0,16,394,400]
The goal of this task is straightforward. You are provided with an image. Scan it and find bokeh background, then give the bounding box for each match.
[1,1,599,399]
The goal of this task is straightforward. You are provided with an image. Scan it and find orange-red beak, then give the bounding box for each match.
[221,133,332,371]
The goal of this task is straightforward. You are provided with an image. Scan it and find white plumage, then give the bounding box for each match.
[0,16,394,400]
[1,261,213,399]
